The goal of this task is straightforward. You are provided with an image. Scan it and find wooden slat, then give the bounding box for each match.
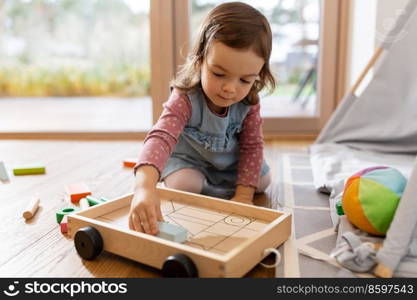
[0,131,147,140]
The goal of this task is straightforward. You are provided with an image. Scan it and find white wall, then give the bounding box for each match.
[346,0,409,92]
[346,0,376,91]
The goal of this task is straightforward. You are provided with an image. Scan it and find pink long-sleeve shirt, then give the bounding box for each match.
[136,88,264,188]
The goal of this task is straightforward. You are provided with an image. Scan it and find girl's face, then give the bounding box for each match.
[201,42,264,114]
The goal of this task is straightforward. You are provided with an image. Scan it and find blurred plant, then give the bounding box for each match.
[0,63,150,97]
[0,0,150,98]
[288,68,303,85]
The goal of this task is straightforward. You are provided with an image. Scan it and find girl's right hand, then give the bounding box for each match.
[128,187,164,235]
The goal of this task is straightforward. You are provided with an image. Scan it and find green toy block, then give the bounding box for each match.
[157,222,187,243]
[56,207,79,223]
[13,164,46,175]
[336,201,344,216]
[86,195,107,206]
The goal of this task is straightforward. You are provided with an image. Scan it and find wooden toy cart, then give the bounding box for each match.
[68,187,291,277]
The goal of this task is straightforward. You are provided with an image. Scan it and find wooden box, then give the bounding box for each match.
[68,187,291,277]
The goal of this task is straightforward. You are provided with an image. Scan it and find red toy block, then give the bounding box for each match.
[60,216,68,234]
[65,182,91,204]
[123,158,137,168]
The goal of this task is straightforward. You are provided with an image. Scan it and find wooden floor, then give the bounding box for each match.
[0,139,311,277]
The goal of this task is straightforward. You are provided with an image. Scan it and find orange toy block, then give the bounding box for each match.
[65,182,91,204]
[123,158,137,168]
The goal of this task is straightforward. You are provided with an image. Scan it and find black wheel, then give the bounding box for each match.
[74,226,103,260]
[162,254,198,277]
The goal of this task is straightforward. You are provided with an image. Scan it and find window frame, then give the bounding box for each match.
[150,0,189,124]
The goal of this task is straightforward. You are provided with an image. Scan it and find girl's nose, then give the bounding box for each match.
[222,81,235,95]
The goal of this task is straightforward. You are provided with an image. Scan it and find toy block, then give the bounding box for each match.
[65,182,91,203]
[335,201,344,215]
[60,215,68,234]
[123,158,137,168]
[374,263,394,278]
[22,197,40,220]
[86,195,106,206]
[13,164,46,175]
[157,222,187,243]
[79,197,90,210]
[56,207,79,223]
[0,161,9,181]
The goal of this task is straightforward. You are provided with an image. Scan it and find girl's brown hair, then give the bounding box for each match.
[171,2,276,105]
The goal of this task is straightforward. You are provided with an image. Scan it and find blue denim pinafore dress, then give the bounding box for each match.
[161,88,269,196]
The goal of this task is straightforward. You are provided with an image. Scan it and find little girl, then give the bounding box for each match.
[129,2,276,234]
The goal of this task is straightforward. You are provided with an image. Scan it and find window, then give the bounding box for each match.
[1,0,150,98]
[0,0,152,132]
[186,0,342,134]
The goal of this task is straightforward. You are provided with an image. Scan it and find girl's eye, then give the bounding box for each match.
[240,79,250,84]
[212,72,224,77]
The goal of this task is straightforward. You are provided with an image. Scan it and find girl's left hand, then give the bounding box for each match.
[231,185,255,205]
[231,195,254,205]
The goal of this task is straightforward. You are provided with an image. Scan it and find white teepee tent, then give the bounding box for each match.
[310,0,417,277]
[316,0,417,153]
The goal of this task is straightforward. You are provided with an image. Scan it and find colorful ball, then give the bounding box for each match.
[342,166,407,236]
